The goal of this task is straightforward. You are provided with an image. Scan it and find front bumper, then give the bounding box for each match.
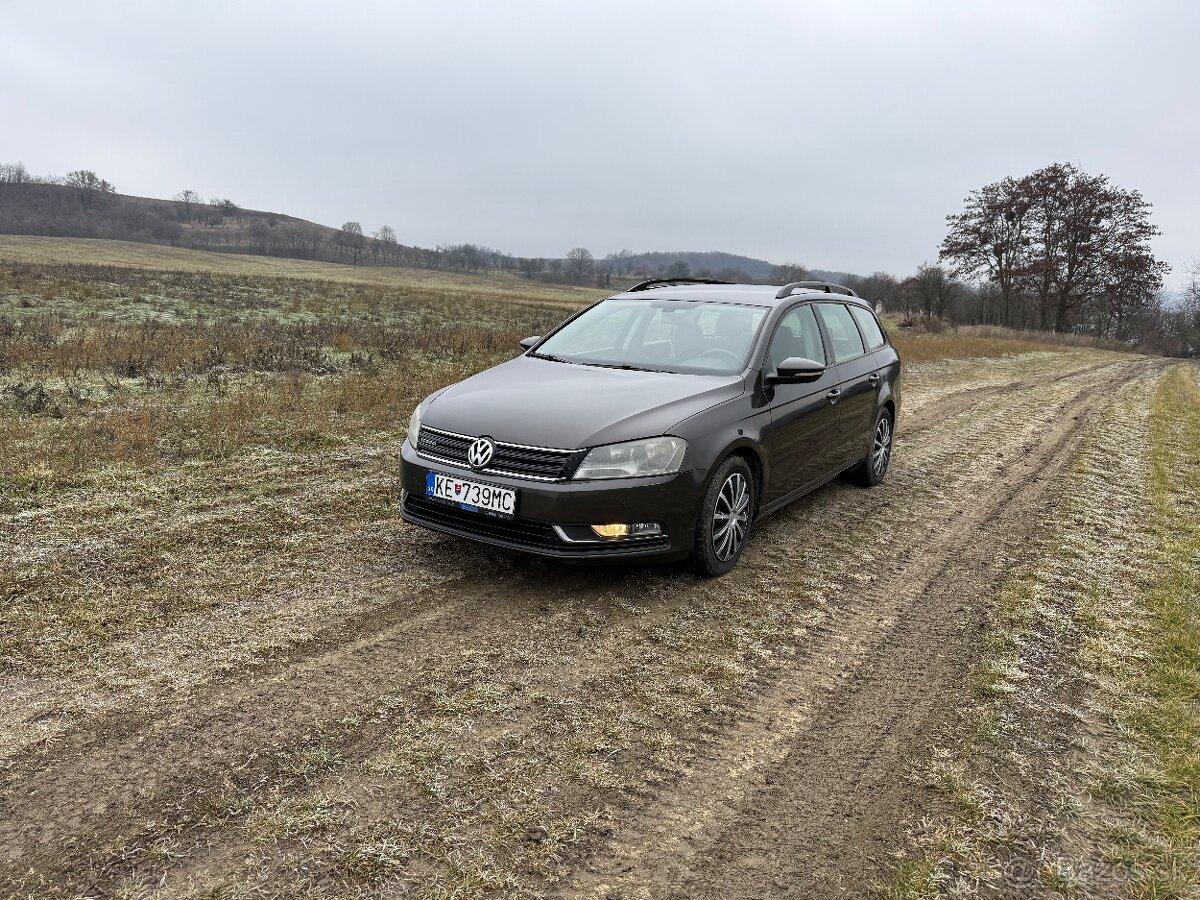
[399,440,704,562]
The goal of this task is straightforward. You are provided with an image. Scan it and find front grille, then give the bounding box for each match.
[417,426,585,481]
[402,495,670,555]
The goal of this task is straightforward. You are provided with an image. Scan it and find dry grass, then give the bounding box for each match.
[880,363,1200,898]
[885,318,1139,363]
[0,235,607,307]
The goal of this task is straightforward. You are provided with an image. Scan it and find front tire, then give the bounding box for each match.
[850,408,894,487]
[693,456,755,577]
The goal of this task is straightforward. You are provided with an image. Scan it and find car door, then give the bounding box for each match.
[814,302,875,469]
[848,302,893,441]
[760,302,842,504]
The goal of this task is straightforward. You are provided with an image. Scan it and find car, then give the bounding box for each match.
[400,278,900,576]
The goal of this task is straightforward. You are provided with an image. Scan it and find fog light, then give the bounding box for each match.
[590,522,663,539]
[591,523,629,538]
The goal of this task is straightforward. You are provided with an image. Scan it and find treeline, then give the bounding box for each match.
[1,161,1195,354]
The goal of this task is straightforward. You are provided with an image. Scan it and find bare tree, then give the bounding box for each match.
[566,247,594,283]
[0,162,30,185]
[606,249,636,276]
[373,225,397,264]
[64,170,115,210]
[909,263,962,318]
[173,189,202,221]
[769,262,811,284]
[1179,260,1200,355]
[340,221,364,264]
[518,257,544,279]
[854,271,901,312]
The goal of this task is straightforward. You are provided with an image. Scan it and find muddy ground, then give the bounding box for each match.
[0,349,1175,899]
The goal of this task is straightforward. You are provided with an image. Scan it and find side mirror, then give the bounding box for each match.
[768,356,826,383]
[519,335,541,351]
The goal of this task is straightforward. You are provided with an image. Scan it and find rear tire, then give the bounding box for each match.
[692,456,755,577]
[850,408,894,487]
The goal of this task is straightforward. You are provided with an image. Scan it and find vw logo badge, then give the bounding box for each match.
[467,436,495,470]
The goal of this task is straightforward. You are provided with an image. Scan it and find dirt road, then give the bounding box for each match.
[0,350,1167,899]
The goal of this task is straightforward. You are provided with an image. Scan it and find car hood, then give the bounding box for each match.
[424,355,745,450]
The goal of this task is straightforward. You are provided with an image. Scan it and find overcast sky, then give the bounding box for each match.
[3,1,1197,284]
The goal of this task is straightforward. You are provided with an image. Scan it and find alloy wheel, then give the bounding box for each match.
[872,415,893,478]
[712,472,750,561]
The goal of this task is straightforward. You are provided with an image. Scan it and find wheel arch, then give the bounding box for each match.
[721,441,765,518]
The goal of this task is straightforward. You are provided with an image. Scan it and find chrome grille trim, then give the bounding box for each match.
[416,425,584,482]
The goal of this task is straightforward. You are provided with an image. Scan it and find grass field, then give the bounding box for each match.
[0,237,1195,900]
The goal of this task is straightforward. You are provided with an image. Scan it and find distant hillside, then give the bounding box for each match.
[605,250,776,281]
[810,269,862,285]
[0,181,411,266]
[0,171,862,285]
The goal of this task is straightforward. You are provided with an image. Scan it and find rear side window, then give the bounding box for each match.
[849,305,886,351]
[815,303,866,363]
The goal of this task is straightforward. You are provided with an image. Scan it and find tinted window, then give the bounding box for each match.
[815,303,866,363]
[767,304,825,370]
[850,305,886,350]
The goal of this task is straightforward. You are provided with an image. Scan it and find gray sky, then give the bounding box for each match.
[4,1,1197,284]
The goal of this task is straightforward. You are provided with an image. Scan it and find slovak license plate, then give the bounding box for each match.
[426,471,516,518]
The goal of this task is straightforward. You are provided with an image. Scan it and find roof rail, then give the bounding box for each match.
[775,280,858,299]
[626,277,734,293]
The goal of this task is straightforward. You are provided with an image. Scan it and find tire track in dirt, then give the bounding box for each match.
[143,357,1152,897]
[557,358,1157,899]
[0,355,1153,897]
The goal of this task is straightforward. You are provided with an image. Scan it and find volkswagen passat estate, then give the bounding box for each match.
[400,279,900,575]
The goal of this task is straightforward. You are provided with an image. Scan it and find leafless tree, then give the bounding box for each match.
[852,271,901,312]
[769,262,811,284]
[605,249,635,276]
[372,225,397,264]
[340,221,364,264]
[64,170,115,210]
[518,257,544,279]
[566,247,594,283]
[908,263,963,318]
[0,162,30,185]
[172,189,202,221]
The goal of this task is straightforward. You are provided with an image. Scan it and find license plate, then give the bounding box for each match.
[425,471,516,518]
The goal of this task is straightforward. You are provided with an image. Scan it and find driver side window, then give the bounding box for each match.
[767,304,826,371]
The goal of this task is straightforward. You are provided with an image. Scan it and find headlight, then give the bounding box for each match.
[406,402,423,447]
[573,436,687,479]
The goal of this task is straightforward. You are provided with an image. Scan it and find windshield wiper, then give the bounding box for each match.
[580,362,669,373]
[529,352,573,364]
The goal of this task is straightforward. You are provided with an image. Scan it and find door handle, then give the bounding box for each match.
[868,373,880,384]
[826,389,841,404]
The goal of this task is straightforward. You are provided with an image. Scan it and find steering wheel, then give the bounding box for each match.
[693,347,741,366]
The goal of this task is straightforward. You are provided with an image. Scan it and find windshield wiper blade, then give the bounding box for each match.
[582,362,668,373]
[529,352,572,364]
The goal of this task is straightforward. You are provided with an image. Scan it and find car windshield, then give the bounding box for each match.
[532,299,768,375]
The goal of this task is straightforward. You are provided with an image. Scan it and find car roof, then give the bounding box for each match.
[605,282,875,311]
